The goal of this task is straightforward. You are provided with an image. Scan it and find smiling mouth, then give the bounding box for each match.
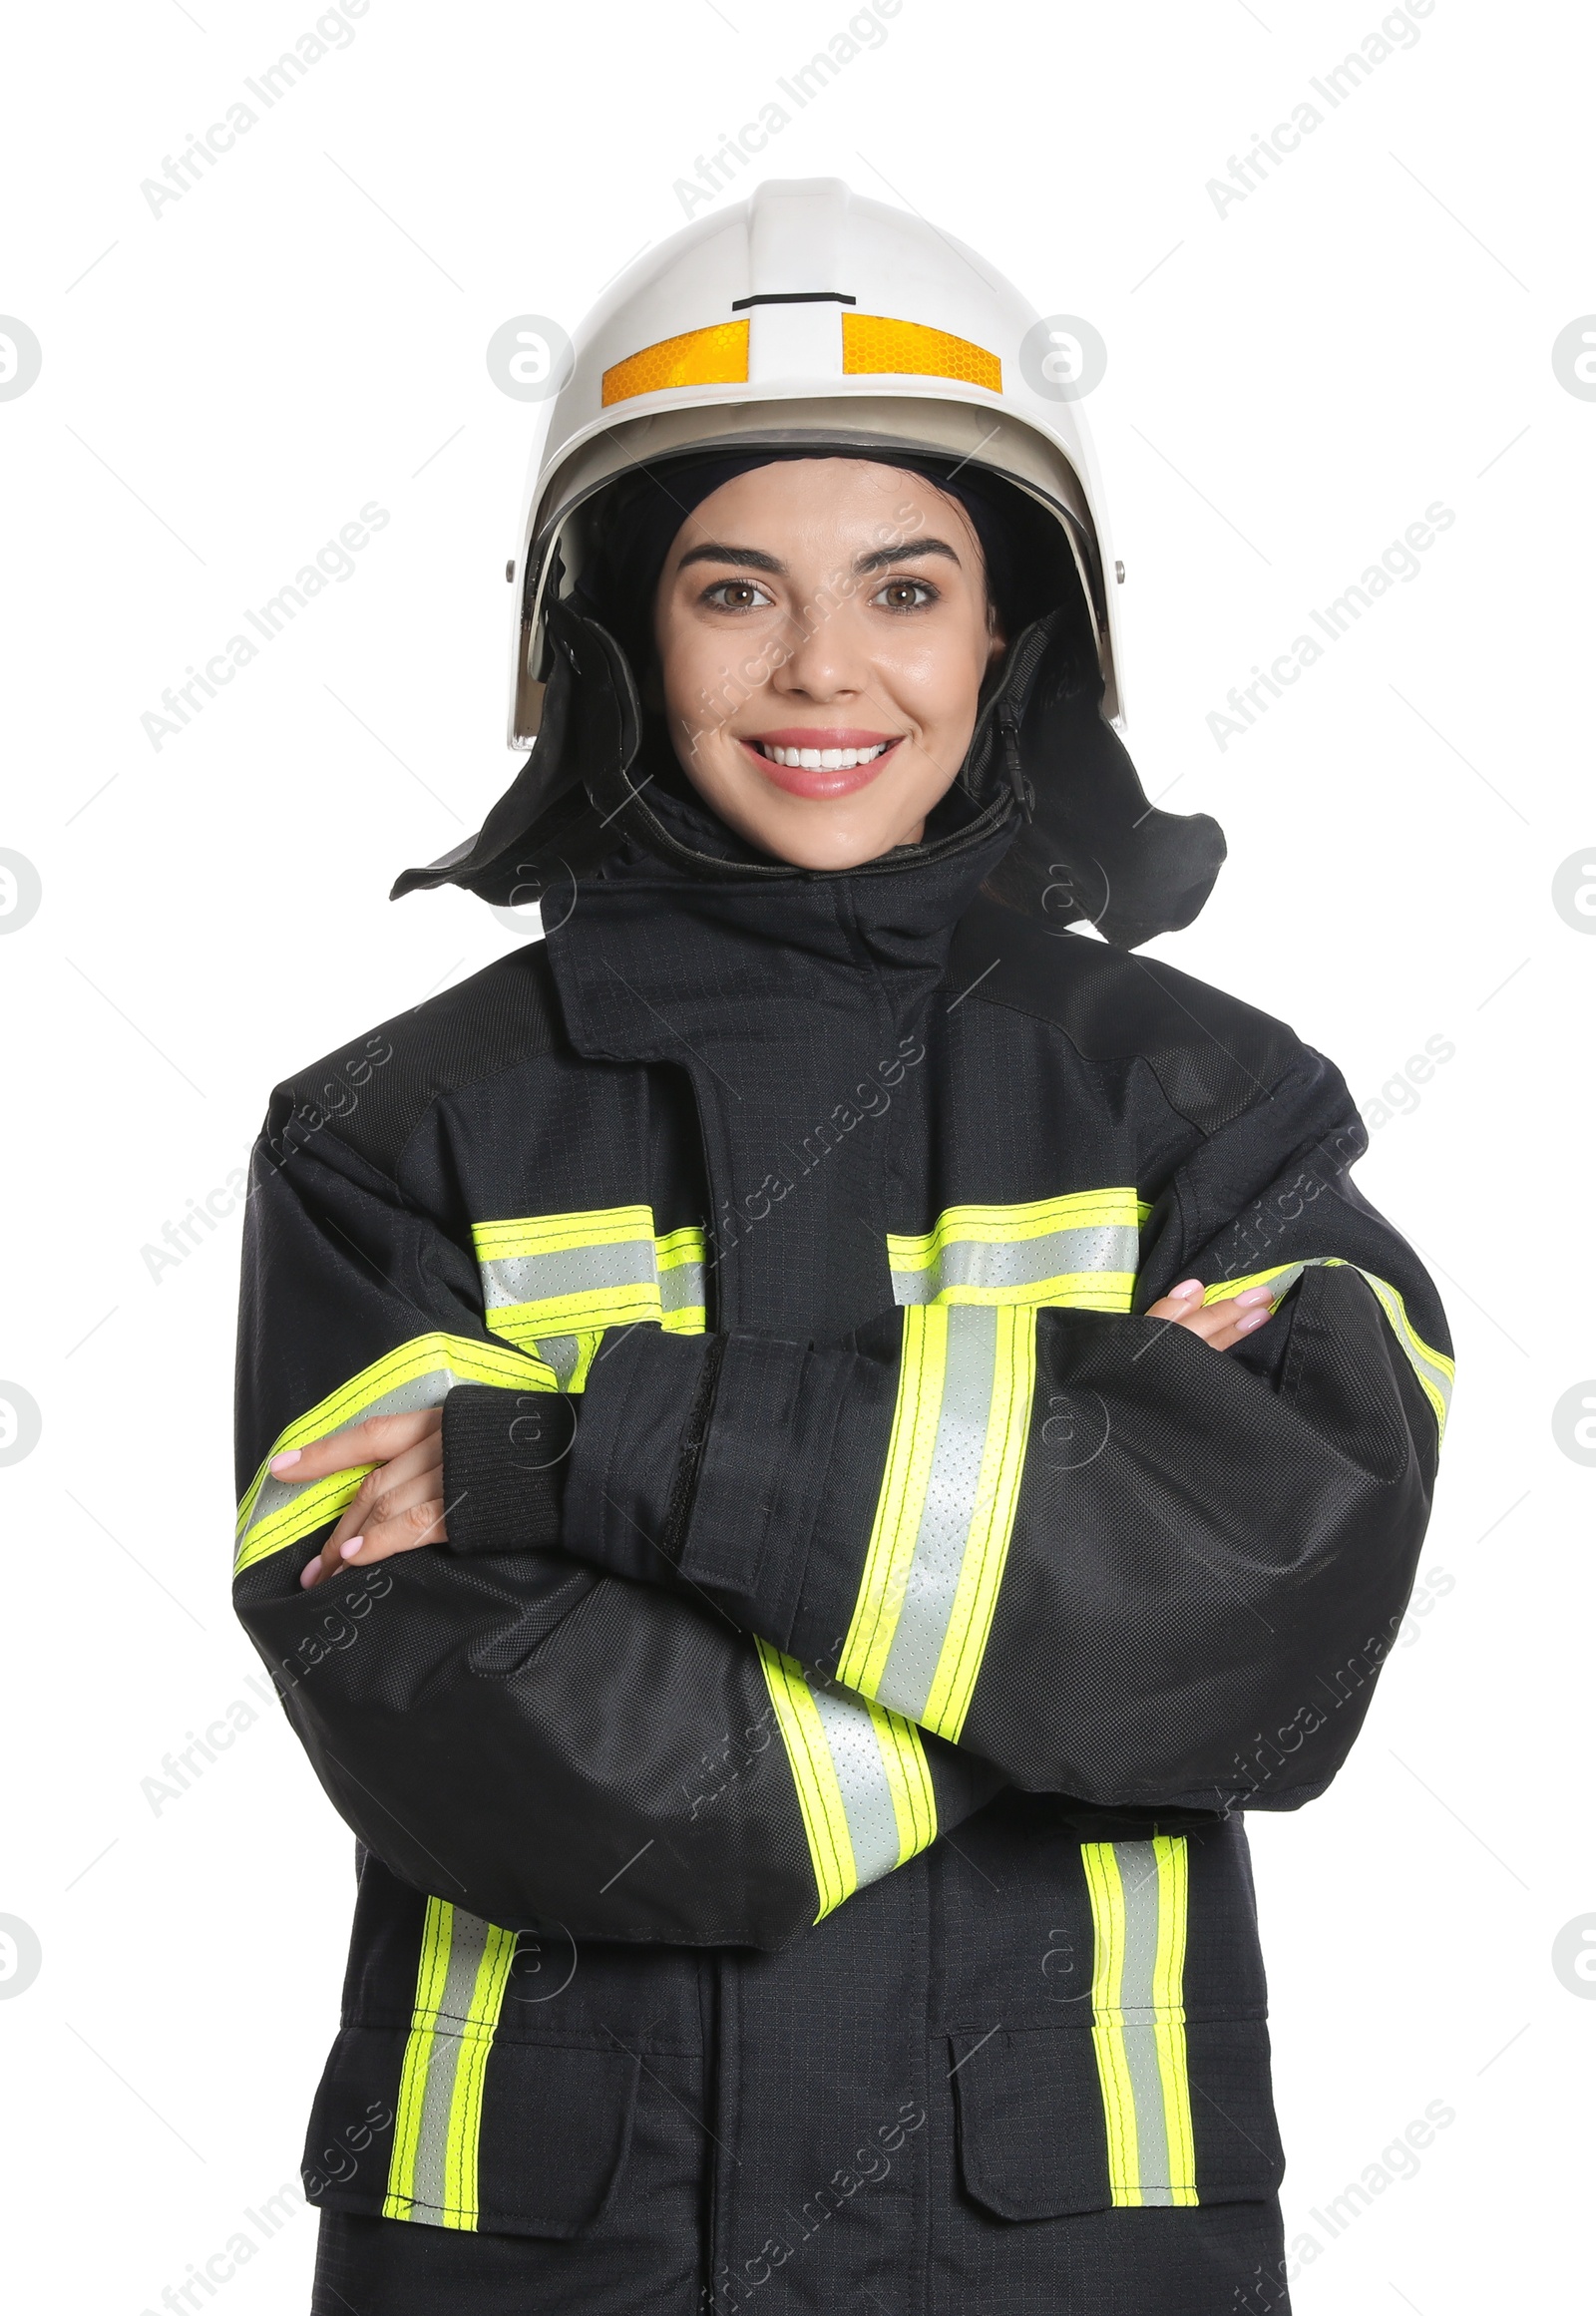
[749,739,896,770]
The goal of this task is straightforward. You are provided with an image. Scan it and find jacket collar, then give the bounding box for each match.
[545,796,1016,1068]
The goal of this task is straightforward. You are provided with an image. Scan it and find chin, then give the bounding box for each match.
[751,815,907,873]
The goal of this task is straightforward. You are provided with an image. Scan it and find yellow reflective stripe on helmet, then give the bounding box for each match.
[755,1640,938,1924]
[1202,1258,1454,1440]
[472,1208,706,1388]
[837,1303,1036,1742]
[889,1188,1141,1311]
[842,311,1001,392]
[1082,1836,1198,2209]
[383,1898,519,2230]
[601,318,749,406]
[234,1332,558,1575]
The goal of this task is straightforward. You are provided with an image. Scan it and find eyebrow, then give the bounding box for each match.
[674,537,965,577]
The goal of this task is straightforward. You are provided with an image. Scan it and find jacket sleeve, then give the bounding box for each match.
[553,1045,1452,1813]
[231,1096,1002,1951]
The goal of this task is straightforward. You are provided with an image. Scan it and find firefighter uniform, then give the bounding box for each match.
[231,178,1449,2314]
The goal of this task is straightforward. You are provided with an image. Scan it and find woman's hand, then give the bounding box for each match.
[272,1409,447,1591]
[1141,1278,1277,1350]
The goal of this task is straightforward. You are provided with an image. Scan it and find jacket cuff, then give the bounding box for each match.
[564,1326,722,1585]
[567,1321,894,1657]
[442,1383,574,1555]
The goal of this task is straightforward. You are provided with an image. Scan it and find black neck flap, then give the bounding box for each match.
[392,596,1225,949]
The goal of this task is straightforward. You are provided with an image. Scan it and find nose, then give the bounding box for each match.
[768,602,867,702]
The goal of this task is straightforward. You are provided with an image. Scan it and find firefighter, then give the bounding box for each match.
[234,179,1450,2315]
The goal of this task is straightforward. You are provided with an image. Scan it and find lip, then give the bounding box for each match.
[748,729,898,748]
[737,730,905,799]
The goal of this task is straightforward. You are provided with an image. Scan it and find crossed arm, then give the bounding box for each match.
[292,1278,1277,1592]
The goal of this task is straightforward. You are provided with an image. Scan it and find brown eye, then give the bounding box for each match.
[873,578,936,611]
[702,579,772,611]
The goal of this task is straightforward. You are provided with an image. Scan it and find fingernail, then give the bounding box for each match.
[299,1558,321,1589]
[339,1536,363,1560]
[1171,1279,1204,1302]
[1236,1308,1270,1332]
[270,1448,301,1474]
[1236,1287,1275,1306]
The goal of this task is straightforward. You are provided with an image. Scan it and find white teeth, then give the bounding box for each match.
[756,741,890,769]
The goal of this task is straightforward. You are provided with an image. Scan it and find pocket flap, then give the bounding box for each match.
[951,2020,1283,2221]
[303,2025,639,2240]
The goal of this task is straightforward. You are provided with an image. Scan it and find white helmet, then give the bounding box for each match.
[397,177,1224,947]
[506,177,1124,749]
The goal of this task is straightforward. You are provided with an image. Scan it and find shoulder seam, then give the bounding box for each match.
[957,981,1306,1136]
[273,945,568,1182]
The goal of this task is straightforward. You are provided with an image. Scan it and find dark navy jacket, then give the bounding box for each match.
[233,798,1448,2314]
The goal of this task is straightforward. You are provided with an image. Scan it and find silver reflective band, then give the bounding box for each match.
[479,1240,656,1312]
[892,1221,1139,1304]
[877,1306,998,1723]
[806,1676,906,1889]
[659,1258,705,1316]
[1111,1845,1183,2209]
[407,1909,500,2228]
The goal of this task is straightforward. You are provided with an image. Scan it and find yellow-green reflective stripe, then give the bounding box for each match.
[889,1189,1140,1311]
[872,1697,939,1859]
[839,1302,947,1703]
[1083,1836,1197,2208]
[755,1640,937,1924]
[441,1919,518,2230]
[472,1209,706,1387]
[1152,1836,1198,2200]
[1203,1258,1454,1440]
[837,1304,1036,1741]
[382,1899,518,2230]
[385,1897,452,2222]
[474,1204,655,1261]
[234,1332,558,1574]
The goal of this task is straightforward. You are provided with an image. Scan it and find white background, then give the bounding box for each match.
[2,1,1590,2308]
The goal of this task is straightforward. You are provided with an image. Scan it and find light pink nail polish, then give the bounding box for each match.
[270,1448,302,1474]
[339,1537,364,1560]
[1236,1308,1269,1332]
[299,1559,321,1588]
[1171,1279,1204,1300]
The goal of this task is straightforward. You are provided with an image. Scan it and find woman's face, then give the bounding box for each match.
[651,458,1004,870]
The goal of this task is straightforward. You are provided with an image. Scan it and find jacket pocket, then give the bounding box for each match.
[302,2024,639,2240]
[950,2019,1283,2220]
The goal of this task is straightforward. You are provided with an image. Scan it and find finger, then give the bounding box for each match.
[270,1406,442,1484]
[324,1435,445,1553]
[1204,1293,1280,1351]
[1145,1285,1278,1347]
[302,1496,448,1588]
[1181,1291,1273,1343]
[1143,1279,1206,1324]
